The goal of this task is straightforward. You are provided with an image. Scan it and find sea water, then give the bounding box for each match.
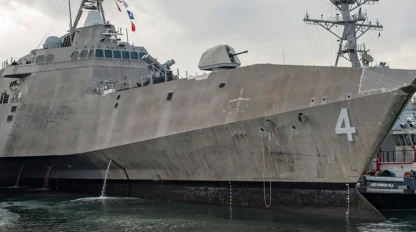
[0,190,415,232]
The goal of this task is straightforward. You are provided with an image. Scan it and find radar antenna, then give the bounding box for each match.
[72,0,106,31]
[304,0,383,67]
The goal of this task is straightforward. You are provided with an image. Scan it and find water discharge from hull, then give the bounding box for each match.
[42,167,52,189]
[100,160,112,198]
[14,162,26,188]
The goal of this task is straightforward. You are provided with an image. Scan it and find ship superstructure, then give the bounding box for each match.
[0,0,415,221]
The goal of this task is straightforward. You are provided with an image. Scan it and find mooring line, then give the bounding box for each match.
[229,181,233,220]
[261,131,272,208]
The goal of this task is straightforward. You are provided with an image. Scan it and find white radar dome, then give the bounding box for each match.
[43,36,62,49]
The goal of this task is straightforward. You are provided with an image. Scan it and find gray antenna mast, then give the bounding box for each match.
[72,0,106,31]
[304,0,383,67]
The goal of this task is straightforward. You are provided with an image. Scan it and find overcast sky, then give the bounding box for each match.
[0,0,415,73]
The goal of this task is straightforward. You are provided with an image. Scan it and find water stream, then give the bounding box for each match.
[14,162,26,187]
[100,160,112,197]
[42,167,52,189]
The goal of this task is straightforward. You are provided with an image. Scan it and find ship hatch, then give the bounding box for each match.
[167,92,173,101]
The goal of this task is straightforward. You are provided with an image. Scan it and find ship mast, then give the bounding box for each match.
[304,0,383,67]
[72,0,106,31]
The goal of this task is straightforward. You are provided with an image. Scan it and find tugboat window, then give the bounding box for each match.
[412,134,416,145]
[88,49,95,57]
[7,115,13,122]
[45,54,55,62]
[131,52,139,60]
[122,51,130,60]
[105,50,113,58]
[394,135,400,146]
[70,51,79,60]
[11,106,17,113]
[405,134,412,146]
[95,49,104,58]
[399,135,406,146]
[114,51,121,59]
[79,50,88,58]
[36,55,46,64]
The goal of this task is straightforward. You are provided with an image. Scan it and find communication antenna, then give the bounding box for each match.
[304,0,383,67]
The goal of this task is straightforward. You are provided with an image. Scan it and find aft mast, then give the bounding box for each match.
[304,0,383,67]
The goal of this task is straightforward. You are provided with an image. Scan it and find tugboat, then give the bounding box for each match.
[358,98,416,209]
[0,0,415,221]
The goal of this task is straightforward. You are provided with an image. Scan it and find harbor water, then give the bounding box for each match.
[0,190,415,232]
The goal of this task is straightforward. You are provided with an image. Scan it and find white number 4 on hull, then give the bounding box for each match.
[335,108,356,142]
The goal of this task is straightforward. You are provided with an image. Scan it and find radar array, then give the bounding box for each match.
[304,0,383,67]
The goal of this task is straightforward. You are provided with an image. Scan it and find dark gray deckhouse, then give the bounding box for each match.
[0,0,415,221]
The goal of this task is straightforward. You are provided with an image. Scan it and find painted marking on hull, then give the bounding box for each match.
[335,108,356,142]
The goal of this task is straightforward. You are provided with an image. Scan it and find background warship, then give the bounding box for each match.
[0,0,415,221]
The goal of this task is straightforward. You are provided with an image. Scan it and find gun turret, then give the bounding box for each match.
[198,45,243,71]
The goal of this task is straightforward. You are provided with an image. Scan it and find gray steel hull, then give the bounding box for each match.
[1,63,416,221]
[0,88,411,183]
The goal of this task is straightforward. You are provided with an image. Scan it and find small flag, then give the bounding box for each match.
[114,0,121,12]
[131,21,136,32]
[127,10,134,20]
[123,0,129,8]
[117,0,123,2]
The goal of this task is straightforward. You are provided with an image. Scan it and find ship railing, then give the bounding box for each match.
[380,150,416,163]
[1,60,9,69]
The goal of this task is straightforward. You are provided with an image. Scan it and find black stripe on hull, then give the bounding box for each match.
[363,193,416,210]
[0,178,386,222]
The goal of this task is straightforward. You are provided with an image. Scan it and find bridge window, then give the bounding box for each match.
[79,50,88,58]
[114,51,121,59]
[70,51,79,60]
[36,55,45,64]
[45,54,55,63]
[139,52,146,59]
[11,106,17,113]
[88,49,95,57]
[105,50,113,58]
[131,52,139,60]
[122,51,130,60]
[95,49,104,58]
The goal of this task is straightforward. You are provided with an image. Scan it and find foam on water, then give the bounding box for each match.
[70,196,139,201]
[0,204,20,228]
[0,199,54,210]
[357,220,412,232]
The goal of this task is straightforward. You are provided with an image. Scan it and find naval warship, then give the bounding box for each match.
[0,0,415,221]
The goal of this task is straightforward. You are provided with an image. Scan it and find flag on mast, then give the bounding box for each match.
[114,0,121,12]
[127,10,135,20]
[131,21,136,32]
[123,0,129,8]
